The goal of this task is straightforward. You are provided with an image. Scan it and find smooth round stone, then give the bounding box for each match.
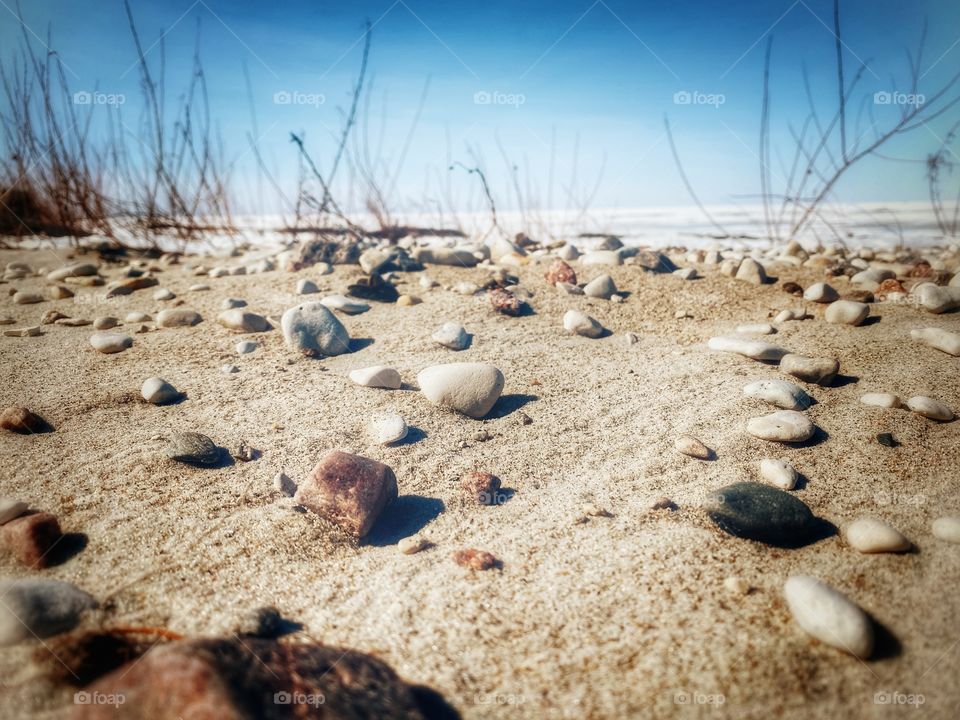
[274,472,297,496]
[236,340,258,355]
[735,257,768,285]
[760,458,799,490]
[349,365,401,389]
[707,336,788,361]
[0,498,28,525]
[125,312,151,323]
[583,274,617,299]
[783,575,873,658]
[47,262,98,282]
[13,291,44,305]
[141,377,181,404]
[90,332,133,354]
[189,284,210,292]
[281,302,351,357]
[845,517,911,553]
[803,282,839,303]
[558,244,580,261]
[911,327,960,356]
[0,579,97,646]
[747,410,815,442]
[48,285,73,300]
[417,363,505,419]
[165,432,220,466]
[93,316,119,330]
[736,323,774,335]
[296,279,319,295]
[743,379,812,410]
[705,482,815,546]
[860,392,901,409]
[675,435,712,459]
[157,309,202,328]
[454,281,480,296]
[222,298,247,309]
[368,411,408,445]
[906,396,954,421]
[723,576,751,594]
[153,288,176,301]
[222,364,240,374]
[774,309,803,323]
[563,310,604,338]
[825,300,869,326]
[780,353,839,385]
[432,322,470,350]
[932,516,960,543]
[916,284,960,313]
[218,309,270,333]
[320,295,369,315]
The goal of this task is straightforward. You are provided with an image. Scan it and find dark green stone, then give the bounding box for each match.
[705,482,814,546]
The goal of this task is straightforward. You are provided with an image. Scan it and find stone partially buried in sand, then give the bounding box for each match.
[0,578,97,646]
[165,432,221,466]
[746,410,816,443]
[708,336,788,362]
[783,575,873,659]
[295,450,398,538]
[349,365,401,389]
[780,353,839,385]
[705,481,815,546]
[156,309,202,328]
[417,363,505,419]
[281,301,351,357]
[89,332,133,354]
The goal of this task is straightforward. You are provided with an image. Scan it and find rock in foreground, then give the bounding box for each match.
[783,575,874,659]
[705,482,815,546]
[0,578,96,646]
[281,302,351,357]
[417,363,505,419]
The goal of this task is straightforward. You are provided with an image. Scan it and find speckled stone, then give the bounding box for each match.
[165,432,220,466]
[705,482,815,546]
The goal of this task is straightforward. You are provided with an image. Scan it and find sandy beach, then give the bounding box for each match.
[0,239,958,718]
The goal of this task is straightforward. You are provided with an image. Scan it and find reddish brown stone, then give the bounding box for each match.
[544,259,577,286]
[460,472,502,505]
[876,278,906,298]
[487,288,524,316]
[0,406,49,434]
[781,281,803,296]
[294,451,398,538]
[71,638,444,719]
[2,512,62,567]
[452,548,498,570]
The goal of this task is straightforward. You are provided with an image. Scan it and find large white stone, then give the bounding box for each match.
[825,300,869,326]
[915,284,960,314]
[281,302,351,357]
[911,327,960,356]
[417,363,504,419]
[563,310,604,338]
[746,410,815,442]
[906,396,954,421]
[89,332,133,354]
[783,575,873,658]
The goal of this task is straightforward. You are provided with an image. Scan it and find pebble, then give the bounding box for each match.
[580,250,622,266]
[417,362,504,419]
[2,512,62,567]
[221,364,240,374]
[906,396,954,421]
[189,283,210,292]
[398,535,430,554]
[674,435,712,459]
[759,458,799,490]
[583,274,617,299]
[231,441,258,462]
[461,471,502,505]
[89,332,133,354]
[1,406,48,433]
[651,497,677,510]
[844,517,911,553]
[419,274,438,290]
[368,412,408,446]
[320,294,369,315]
[736,323,774,335]
[803,282,839,303]
[295,450,398,538]
[281,302,351,357]
[780,353,839,385]
[396,294,420,306]
[432,321,471,350]
[707,336,788,361]
[705,482,815,546]
[0,498,28,525]
[414,246,480,267]
[157,309,202,328]
[735,257,768,285]
[55,318,90,327]
[165,432,221,466]
[141,377,181,404]
[452,548,498,570]
[723,576,751,595]
[774,309,804,323]
[46,262,98,282]
[932,516,960,543]
[274,472,296,496]
[915,283,960,314]
[860,392,901,408]
[13,291,44,305]
[623,332,639,345]
[876,432,897,447]
[125,312,151,323]
[236,340,258,354]
[47,285,73,300]
[105,276,158,298]
[153,288,176,301]
[674,267,697,280]
[783,575,873,658]
[544,259,577,286]
[911,327,960,356]
[3,326,41,337]
[93,316,119,330]
[743,379,812,410]
[558,244,580,261]
[221,297,247,309]
[825,300,869,326]
[563,309,604,338]
[747,410,815,442]
[296,278,319,294]
[349,365,401,389]
[0,579,97,646]
[217,309,270,333]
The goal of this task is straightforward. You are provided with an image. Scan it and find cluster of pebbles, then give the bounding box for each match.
[1,233,959,712]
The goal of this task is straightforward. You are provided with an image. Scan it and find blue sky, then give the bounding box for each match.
[3,0,960,215]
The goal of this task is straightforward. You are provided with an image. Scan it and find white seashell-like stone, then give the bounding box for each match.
[783,575,873,658]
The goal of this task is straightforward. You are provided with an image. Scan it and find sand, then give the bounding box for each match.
[1,244,959,719]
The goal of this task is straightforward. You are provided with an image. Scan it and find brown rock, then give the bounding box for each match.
[544,259,577,286]
[71,637,444,719]
[460,472,502,505]
[843,289,875,303]
[452,548,498,570]
[2,512,62,568]
[1,406,49,433]
[781,281,803,296]
[876,278,906,298]
[487,288,524,316]
[48,285,74,300]
[294,451,398,538]
[104,276,158,298]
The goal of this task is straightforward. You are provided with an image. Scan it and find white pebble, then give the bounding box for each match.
[911,327,960,356]
[349,365,401,389]
[274,472,297,496]
[89,332,133,354]
[432,322,470,350]
[803,282,839,303]
[735,323,774,335]
[140,377,180,405]
[368,411,408,445]
[674,435,712,459]
[746,410,815,443]
[932,517,960,543]
[236,341,258,355]
[906,396,954,421]
[0,498,28,525]
[759,458,799,490]
[860,392,901,409]
[783,575,873,658]
[563,310,604,338]
[825,300,869,326]
[743,379,812,410]
[708,336,787,361]
[844,518,911,553]
[723,576,750,594]
[320,295,369,315]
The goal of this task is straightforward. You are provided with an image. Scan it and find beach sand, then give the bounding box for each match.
[1,243,958,718]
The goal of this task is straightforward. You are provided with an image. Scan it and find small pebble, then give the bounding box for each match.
[876,432,897,447]
[1,406,48,434]
[651,497,678,510]
[92,316,118,330]
[783,575,873,658]
[274,472,296,496]
[418,363,504,419]
[844,517,911,553]
[236,340,258,354]
[396,294,421,306]
[165,432,221,466]
[723,576,751,595]
[824,300,869,326]
[906,396,954,422]
[398,535,431,554]
[1,512,62,567]
[706,482,815,546]
[222,298,247,309]
[432,322,470,350]
[860,392,901,408]
[368,412,408,446]
[320,294,369,315]
[349,365,401,389]
[759,458,799,490]
[707,336,787,361]
[460,472,502,505]
[89,332,133,354]
[125,312,151,323]
[583,274,617,299]
[675,434,712,459]
[563,309,604,338]
[157,309,202,328]
[0,498,28,525]
[222,363,240,374]
[232,441,258,462]
[218,309,270,333]
[141,377,181,404]
[13,291,44,305]
[780,353,839,385]
[932,516,960,543]
[0,579,97,646]
[743,379,812,410]
[746,410,815,443]
[153,288,175,301]
[3,326,41,337]
[911,327,960,356]
[189,284,210,292]
[296,279,319,295]
[452,548,498,570]
[736,323,774,335]
[803,282,839,303]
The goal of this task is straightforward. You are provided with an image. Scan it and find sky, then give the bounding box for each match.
[2,0,960,217]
